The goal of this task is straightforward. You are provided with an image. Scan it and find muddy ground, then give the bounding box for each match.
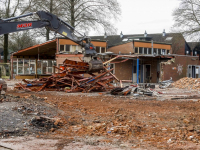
[1,83,200,149]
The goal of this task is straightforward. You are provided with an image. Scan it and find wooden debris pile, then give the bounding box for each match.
[171,77,200,89]
[15,59,118,93]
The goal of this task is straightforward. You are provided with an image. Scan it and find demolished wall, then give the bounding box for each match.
[160,56,199,81]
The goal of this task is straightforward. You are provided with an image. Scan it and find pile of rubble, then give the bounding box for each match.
[171,77,200,89]
[15,59,118,93]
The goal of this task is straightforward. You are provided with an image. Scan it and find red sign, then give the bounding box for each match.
[17,23,32,29]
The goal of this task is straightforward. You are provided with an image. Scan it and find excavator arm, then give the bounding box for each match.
[0,11,96,56]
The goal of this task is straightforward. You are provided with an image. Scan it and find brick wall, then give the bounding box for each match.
[113,58,158,83]
[161,56,199,81]
[114,60,133,80]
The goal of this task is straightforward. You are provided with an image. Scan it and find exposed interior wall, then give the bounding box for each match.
[114,59,133,81]
[160,56,199,81]
[112,58,159,83]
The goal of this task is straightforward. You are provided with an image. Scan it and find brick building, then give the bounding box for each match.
[10,32,199,83]
[91,32,199,83]
[10,38,106,79]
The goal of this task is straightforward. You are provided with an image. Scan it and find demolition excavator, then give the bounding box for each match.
[0,11,103,72]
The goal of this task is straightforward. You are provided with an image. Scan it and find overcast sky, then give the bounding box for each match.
[103,0,181,36]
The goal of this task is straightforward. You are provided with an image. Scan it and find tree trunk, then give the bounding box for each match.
[3,34,8,63]
[71,0,75,27]
[46,0,53,41]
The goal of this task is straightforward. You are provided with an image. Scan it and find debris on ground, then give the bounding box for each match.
[110,85,136,96]
[159,77,173,89]
[1,81,200,149]
[111,84,162,96]
[14,59,118,93]
[171,77,200,89]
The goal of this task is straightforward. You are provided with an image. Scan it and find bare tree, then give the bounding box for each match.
[0,0,34,62]
[30,0,64,41]
[8,31,39,52]
[172,0,200,41]
[60,0,121,35]
[31,0,121,39]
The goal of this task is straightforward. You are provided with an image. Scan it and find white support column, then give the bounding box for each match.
[100,47,102,53]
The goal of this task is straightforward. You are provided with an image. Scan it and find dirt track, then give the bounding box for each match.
[0,87,200,150]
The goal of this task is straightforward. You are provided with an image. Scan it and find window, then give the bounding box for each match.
[65,45,70,52]
[135,47,138,53]
[162,49,166,55]
[148,48,152,54]
[158,49,161,55]
[60,45,64,51]
[18,59,23,74]
[96,47,100,53]
[24,60,30,74]
[71,45,76,52]
[144,48,147,54]
[37,60,42,74]
[30,60,35,74]
[101,47,105,53]
[153,48,157,54]
[139,47,143,54]
[167,50,170,54]
[13,60,17,74]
